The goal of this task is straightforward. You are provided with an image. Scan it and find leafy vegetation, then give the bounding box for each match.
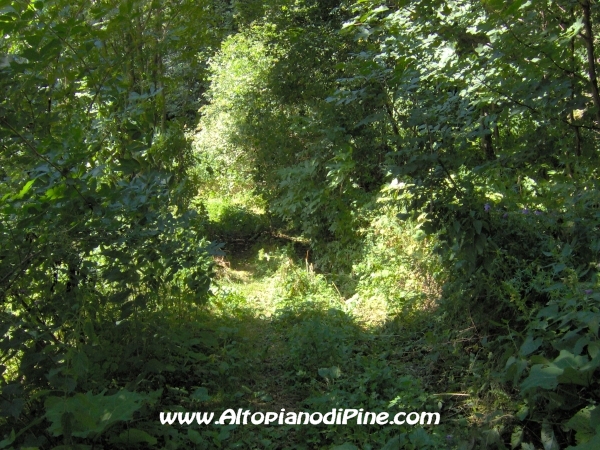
[2,0,600,448]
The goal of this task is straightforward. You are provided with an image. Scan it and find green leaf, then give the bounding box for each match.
[409,428,432,446]
[520,364,562,392]
[113,429,157,445]
[188,429,204,444]
[104,267,127,283]
[553,263,566,274]
[329,366,341,378]
[538,304,559,317]
[0,397,24,418]
[318,367,330,378]
[590,406,600,429]
[520,336,543,357]
[566,407,596,445]
[0,429,15,450]
[191,387,211,402]
[517,405,529,421]
[566,432,600,450]
[511,426,523,449]
[558,367,592,387]
[381,436,401,450]
[16,180,35,199]
[561,243,573,258]
[45,390,151,438]
[541,420,559,450]
[331,444,359,450]
[0,6,17,15]
[553,350,588,370]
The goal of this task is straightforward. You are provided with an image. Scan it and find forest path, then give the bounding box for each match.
[209,239,311,411]
[197,235,465,447]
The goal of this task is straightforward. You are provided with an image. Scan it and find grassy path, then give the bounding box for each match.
[196,238,469,449]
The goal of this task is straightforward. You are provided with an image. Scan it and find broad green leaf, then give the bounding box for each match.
[318,367,330,379]
[188,429,204,444]
[520,336,542,356]
[566,432,600,450]
[520,364,562,392]
[382,435,403,450]
[191,387,211,402]
[329,366,341,378]
[0,429,15,450]
[541,420,559,450]
[409,427,432,446]
[553,263,566,274]
[558,367,593,387]
[566,407,596,445]
[553,350,588,370]
[45,390,151,438]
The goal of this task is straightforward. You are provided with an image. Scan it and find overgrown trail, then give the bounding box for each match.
[198,236,466,448]
[210,240,314,409]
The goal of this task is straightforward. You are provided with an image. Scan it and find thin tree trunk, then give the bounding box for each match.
[481,110,495,160]
[581,0,600,125]
[570,33,582,158]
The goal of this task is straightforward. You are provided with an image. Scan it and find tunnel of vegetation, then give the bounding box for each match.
[1,0,600,449]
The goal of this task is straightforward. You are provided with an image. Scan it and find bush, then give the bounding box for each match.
[204,197,270,243]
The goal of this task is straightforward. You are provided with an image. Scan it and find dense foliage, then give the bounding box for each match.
[0,0,224,447]
[2,0,600,448]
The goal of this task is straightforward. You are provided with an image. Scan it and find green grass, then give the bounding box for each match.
[158,193,521,449]
[189,233,488,449]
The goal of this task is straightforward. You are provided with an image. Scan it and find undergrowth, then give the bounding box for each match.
[196,199,521,449]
